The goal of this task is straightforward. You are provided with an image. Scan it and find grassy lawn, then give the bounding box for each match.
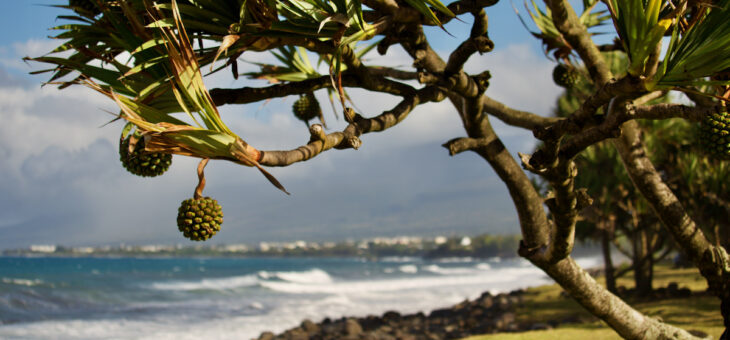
[464,264,724,340]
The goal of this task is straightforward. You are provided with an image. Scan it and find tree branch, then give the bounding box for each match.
[631,103,717,122]
[558,101,718,162]
[362,0,499,26]
[539,257,702,340]
[545,0,611,85]
[529,76,644,170]
[481,95,560,130]
[534,76,643,142]
[258,86,446,166]
[444,9,493,75]
[400,25,488,99]
[211,72,416,106]
[368,66,418,80]
[442,137,489,155]
[446,93,551,261]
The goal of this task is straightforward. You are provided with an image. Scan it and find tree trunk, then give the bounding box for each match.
[721,223,730,253]
[536,256,703,340]
[601,226,617,294]
[445,94,706,339]
[634,227,653,296]
[721,295,730,340]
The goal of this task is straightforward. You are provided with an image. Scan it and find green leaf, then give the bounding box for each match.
[654,0,730,89]
[608,0,669,76]
[401,0,443,27]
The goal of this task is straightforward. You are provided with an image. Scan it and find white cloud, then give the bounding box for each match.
[0,38,65,72]
[0,83,117,179]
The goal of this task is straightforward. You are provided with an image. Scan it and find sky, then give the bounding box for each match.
[0,0,566,249]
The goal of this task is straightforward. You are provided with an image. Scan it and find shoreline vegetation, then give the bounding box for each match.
[3,234,598,260]
[257,264,723,340]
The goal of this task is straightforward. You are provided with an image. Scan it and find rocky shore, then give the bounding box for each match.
[255,290,533,340]
[255,279,701,340]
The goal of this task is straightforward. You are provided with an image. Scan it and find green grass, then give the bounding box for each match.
[463,264,724,340]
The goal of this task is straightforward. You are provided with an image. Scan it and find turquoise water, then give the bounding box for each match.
[0,256,597,339]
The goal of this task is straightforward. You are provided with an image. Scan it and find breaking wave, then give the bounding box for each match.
[1,278,45,287]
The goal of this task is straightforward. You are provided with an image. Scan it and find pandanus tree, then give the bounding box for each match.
[545,52,676,296]
[27,0,730,338]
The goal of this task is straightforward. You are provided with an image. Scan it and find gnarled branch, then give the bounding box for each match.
[545,0,611,85]
[481,95,560,130]
[211,72,416,106]
[259,86,446,166]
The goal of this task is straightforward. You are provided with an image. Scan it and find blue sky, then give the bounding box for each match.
[0,1,567,249]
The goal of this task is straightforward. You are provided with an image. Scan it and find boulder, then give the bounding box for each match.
[300,319,319,334]
[345,318,363,336]
[257,331,275,340]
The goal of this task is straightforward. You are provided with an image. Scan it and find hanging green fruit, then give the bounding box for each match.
[552,63,579,89]
[292,93,321,125]
[698,111,730,160]
[176,196,224,241]
[119,135,172,177]
[176,159,223,241]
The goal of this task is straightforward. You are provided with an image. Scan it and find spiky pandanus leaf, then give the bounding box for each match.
[652,0,730,91]
[515,0,610,59]
[606,0,671,76]
[69,0,101,16]
[45,0,288,196]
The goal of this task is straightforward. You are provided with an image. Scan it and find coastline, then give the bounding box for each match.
[0,255,604,339]
[254,257,604,340]
[255,264,723,340]
[255,289,528,340]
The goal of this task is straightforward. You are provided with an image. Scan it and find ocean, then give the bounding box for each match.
[0,255,600,339]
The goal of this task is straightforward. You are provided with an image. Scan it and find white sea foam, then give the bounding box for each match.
[378,256,420,263]
[147,268,333,291]
[434,257,474,263]
[475,263,491,270]
[147,274,258,291]
[487,257,501,263]
[259,265,548,295]
[1,277,44,287]
[263,268,333,284]
[422,264,479,275]
[398,264,418,274]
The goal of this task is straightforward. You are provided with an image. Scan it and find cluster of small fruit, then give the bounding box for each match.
[699,111,730,160]
[119,137,172,178]
[552,63,579,89]
[119,135,223,241]
[292,93,321,125]
[176,197,224,241]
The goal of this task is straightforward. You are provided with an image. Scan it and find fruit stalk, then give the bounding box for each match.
[195,158,209,199]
